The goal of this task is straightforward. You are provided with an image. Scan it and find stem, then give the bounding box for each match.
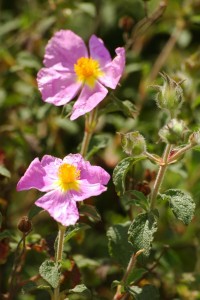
[113,250,144,300]
[54,224,66,300]
[168,143,193,163]
[150,144,172,210]
[80,108,98,157]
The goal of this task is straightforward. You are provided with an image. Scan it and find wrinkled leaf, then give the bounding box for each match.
[113,156,145,196]
[164,189,195,225]
[107,223,133,268]
[128,212,158,257]
[28,205,44,220]
[126,268,147,286]
[39,260,61,288]
[21,281,37,294]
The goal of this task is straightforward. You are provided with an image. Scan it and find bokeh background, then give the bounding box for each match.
[1,0,200,299]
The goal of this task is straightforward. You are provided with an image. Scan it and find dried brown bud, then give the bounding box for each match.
[119,16,134,32]
[135,181,151,196]
[17,216,32,234]
[144,169,156,182]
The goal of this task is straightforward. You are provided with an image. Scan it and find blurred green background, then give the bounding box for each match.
[1,0,200,299]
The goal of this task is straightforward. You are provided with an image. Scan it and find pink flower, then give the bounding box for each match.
[17,154,110,226]
[37,30,125,120]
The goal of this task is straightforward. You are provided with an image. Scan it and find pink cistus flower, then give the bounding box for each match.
[17,154,110,226]
[37,30,125,120]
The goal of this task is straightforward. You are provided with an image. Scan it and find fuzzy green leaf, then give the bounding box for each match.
[126,268,147,286]
[28,205,43,220]
[164,189,195,225]
[113,157,145,196]
[128,212,158,257]
[64,223,90,243]
[21,281,37,294]
[39,260,61,288]
[127,285,159,299]
[69,284,92,298]
[86,134,110,159]
[107,223,133,268]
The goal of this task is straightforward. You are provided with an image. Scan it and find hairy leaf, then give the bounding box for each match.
[164,189,195,225]
[107,223,133,268]
[79,204,101,222]
[69,284,92,298]
[86,134,110,159]
[0,166,11,178]
[128,212,158,257]
[39,260,60,288]
[113,157,145,196]
[28,205,43,220]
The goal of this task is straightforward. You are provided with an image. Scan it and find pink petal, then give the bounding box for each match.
[17,158,54,192]
[70,81,108,120]
[89,35,111,68]
[68,179,107,202]
[44,30,88,69]
[99,47,125,89]
[41,155,62,181]
[37,68,81,106]
[35,190,79,226]
[78,160,110,185]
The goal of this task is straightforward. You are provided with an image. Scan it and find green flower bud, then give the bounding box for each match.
[159,119,190,145]
[153,72,184,116]
[119,131,146,157]
[189,131,200,146]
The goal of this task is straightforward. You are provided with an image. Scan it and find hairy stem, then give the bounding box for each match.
[54,224,66,300]
[150,144,172,210]
[168,143,193,163]
[80,108,98,157]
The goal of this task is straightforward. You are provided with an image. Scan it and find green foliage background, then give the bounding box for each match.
[1,0,200,299]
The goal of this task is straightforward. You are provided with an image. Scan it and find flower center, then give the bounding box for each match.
[74,57,103,88]
[57,163,80,192]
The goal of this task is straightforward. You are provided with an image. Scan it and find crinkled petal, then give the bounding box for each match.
[70,81,108,120]
[68,179,107,202]
[99,47,125,89]
[89,35,111,68]
[44,30,88,69]
[41,155,62,182]
[35,190,79,226]
[37,68,81,106]
[17,158,54,192]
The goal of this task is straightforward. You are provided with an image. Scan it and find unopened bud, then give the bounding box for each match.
[119,131,146,157]
[18,216,32,234]
[159,119,190,145]
[153,72,184,116]
[189,131,200,146]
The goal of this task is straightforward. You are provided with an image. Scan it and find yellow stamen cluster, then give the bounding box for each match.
[57,163,80,192]
[74,57,103,88]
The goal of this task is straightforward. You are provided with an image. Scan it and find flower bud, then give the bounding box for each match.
[119,131,146,157]
[189,131,200,146]
[17,216,32,234]
[159,119,190,145]
[153,73,184,116]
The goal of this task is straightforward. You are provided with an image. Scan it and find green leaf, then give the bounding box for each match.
[128,212,158,257]
[127,285,159,300]
[100,95,136,118]
[107,223,133,268]
[69,284,92,298]
[64,223,90,243]
[21,281,37,294]
[111,280,121,289]
[28,205,43,220]
[0,165,11,178]
[120,190,149,212]
[0,230,12,240]
[163,189,195,225]
[79,204,101,222]
[113,156,145,196]
[86,134,110,159]
[126,268,147,286]
[39,260,61,288]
